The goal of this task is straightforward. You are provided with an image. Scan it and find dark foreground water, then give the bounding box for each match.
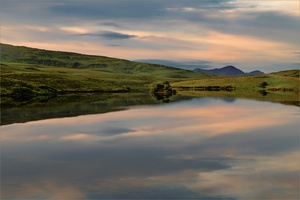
[1,97,299,199]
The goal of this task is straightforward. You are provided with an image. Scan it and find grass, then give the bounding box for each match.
[0,62,153,94]
[0,43,212,99]
[0,43,210,78]
[1,43,299,105]
[171,73,299,105]
[171,73,299,91]
[1,61,209,99]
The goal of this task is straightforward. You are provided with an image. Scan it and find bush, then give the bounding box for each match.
[72,62,81,68]
[260,81,268,88]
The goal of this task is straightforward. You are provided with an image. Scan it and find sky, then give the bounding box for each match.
[1,0,299,72]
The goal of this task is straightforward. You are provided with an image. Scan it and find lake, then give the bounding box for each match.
[1,96,299,199]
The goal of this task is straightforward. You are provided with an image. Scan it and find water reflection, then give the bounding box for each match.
[1,93,188,125]
[1,98,299,199]
[150,92,172,103]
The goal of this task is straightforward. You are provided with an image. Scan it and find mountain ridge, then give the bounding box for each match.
[194,65,264,76]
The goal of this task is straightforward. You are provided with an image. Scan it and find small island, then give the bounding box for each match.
[150,81,177,103]
[150,81,177,95]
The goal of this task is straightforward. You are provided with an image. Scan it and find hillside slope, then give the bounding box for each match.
[0,43,215,100]
[172,72,299,91]
[0,43,209,78]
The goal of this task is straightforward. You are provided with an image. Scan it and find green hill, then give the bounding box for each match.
[171,71,299,103]
[172,72,299,91]
[0,43,209,78]
[0,43,212,99]
[270,70,299,78]
[1,43,298,104]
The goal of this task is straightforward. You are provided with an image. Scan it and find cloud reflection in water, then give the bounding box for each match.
[1,98,299,199]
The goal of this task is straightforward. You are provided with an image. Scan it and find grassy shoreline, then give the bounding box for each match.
[1,43,299,105]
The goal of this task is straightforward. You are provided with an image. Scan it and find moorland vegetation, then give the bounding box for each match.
[1,43,299,105]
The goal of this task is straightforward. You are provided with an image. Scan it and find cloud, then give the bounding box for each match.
[78,31,137,40]
[1,0,299,72]
[232,11,300,44]
[100,22,123,28]
[136,59,217,70]
[61,134,91,140]
[240,11,299,30]
[1,0,238,27]
[48,0,238,20]
[95,127,135,136]
[164,0,237,11]
[169,7,299,45]
[1,98,299,199]
[49,0,166,20]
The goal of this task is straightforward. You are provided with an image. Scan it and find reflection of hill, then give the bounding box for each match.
[178,91,299,107]
[2,90,299,125]
[1,93,192,125]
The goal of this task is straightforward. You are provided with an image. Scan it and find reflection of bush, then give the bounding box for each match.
[10,85,58,102]
[258,90,268,96]
[11,87,35,101]
[179,85,236,91]
[150,92,172,103]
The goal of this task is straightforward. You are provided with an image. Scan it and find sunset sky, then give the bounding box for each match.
[1,0,299,72]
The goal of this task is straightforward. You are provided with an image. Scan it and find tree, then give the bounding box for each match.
[72,62,81,68]
[163,81,171,90]
[259,81,268,88]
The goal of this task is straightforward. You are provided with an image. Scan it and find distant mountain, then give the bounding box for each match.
[193,65,264,76]
[247,70,265,75]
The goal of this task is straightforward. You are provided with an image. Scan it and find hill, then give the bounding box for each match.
[172,71,299,92]
[0,43,212,100]
[194,65,264,76]
[1,43,209,78]
[1,43,298,105]
[270,70,299,78]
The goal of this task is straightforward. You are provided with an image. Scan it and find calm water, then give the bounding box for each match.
[1,97,299,199]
